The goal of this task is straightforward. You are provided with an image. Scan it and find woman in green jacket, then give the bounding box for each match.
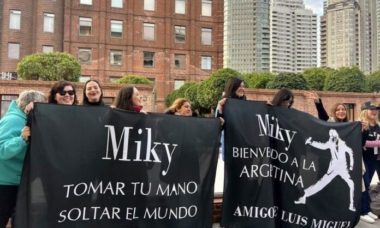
[0,90,45,228]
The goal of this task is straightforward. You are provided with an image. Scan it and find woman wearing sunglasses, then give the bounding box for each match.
[48,81,78,105]
[270,88,294,108]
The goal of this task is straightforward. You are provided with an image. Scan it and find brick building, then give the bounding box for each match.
[0,0,224,110]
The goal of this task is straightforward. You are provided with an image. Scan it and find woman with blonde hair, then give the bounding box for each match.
[165,98,192,116]
[359,101,380,223]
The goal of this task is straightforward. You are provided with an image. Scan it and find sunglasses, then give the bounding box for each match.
[58,90,75,96]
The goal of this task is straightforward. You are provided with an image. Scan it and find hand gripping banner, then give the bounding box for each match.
[15,104,220,228]
[221,99,362,228]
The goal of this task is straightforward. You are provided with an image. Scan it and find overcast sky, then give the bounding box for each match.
[304,0,323,16]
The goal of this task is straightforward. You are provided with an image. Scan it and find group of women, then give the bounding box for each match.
[0,77,380,227]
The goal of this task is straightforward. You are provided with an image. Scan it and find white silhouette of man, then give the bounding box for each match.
[294,129,355,211]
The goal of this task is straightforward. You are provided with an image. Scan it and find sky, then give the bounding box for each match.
[304,0,324,16]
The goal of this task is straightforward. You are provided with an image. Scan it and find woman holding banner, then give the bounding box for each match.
[304,91,348,122]
[360,101,380,223]
[113,86,145,113]
[270,88,294,108]
[0,90,45,228]
[48,80,78,105]
[81,79,104,106]
[165,98,192,116]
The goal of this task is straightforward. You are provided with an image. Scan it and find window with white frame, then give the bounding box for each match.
[1,95,18,118]
[143,23,155,41]
[43,13,55,33]
[78,48,92,64]
[201,0,212,16]
[79,75,91,82]
[111,0,123,8]
[42,45,54,53]
[9,10,21,30]
[174,54,186,69]
[175,0,185,14]
[80,0,92,5]
[79,17,92,35]
[111,20,123,37]
[143,52,155,67]
[144,0,155,11]
[8,43,20,60]
[201,56,212,70]
[201,28,212,45]
[174,26,186,43]
[174,80,185,90]
[110,50,122,65]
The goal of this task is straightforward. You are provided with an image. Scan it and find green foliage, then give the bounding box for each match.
[266,72,309,90]
[365,70,380,92]
[165,82,196,107]
[243,72,275,88]
[115,75,153,85]
[324,66,365,92]
[303,67,334,91]
[17,52,81,81]
[197,68,242,110]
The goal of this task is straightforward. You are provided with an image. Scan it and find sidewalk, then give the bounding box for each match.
[356,219,380,228]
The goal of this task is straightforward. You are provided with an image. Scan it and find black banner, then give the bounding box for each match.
[221,99,362,228]
[15,104,220,228]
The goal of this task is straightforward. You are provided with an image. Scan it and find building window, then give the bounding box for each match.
[201,0,212,16]
[78,48,92,64]
[43,13,55,33]
[143,52,155,67]
[143,23,155,41]
[80,0,92,5]
[110,20,123,38]
[111,0,123,8]
[174,26,186,43]
[201,56,212,70]
[8,43,20,60]
[110,50,122,65]
[9,10,21,30]
[144,0,155,11]
[175,0,185,14]
[174,54,186,69]
[110,76,122,82]
[174,80,185,90]
[42,45,54,53]
[79,17,92,36]
[1,95,18,118]
[201,28,212,45]
[79,75,91,82]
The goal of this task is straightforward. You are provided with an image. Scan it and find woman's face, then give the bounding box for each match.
[176,102,192,116]
[132,87,142,106]
[335,104,347,121]
[235,81,245,98]
[55,85,75,105]
[367,109,378,122]
[85,81,101,102]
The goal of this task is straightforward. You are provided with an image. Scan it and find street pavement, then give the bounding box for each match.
[356,219,380,228]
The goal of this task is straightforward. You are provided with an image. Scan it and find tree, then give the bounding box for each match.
[266,72,309,90]
[17,52,81,81]
[303,67,334,91]
[165,82,197,107]
[244,72,275,88]
[324,66,365,92]
[115,75,153,85]
[365,70,380,92]
[197,68,242,110]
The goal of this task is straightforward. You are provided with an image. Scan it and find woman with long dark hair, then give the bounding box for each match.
[81,79,104,106]
[113,86,144,113]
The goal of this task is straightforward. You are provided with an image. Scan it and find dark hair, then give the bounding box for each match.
[82,79,104,106]
[330,103,348,122]
[223,77,246,100]
[113,86,135,111]
[271,88,294,108]
[48,80,78,105]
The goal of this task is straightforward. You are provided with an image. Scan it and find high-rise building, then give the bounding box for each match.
[223,0,270,72]
[320,0,328,67]
[323,0,378,73]
[269,0,318,73]
[0,0,224,110]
